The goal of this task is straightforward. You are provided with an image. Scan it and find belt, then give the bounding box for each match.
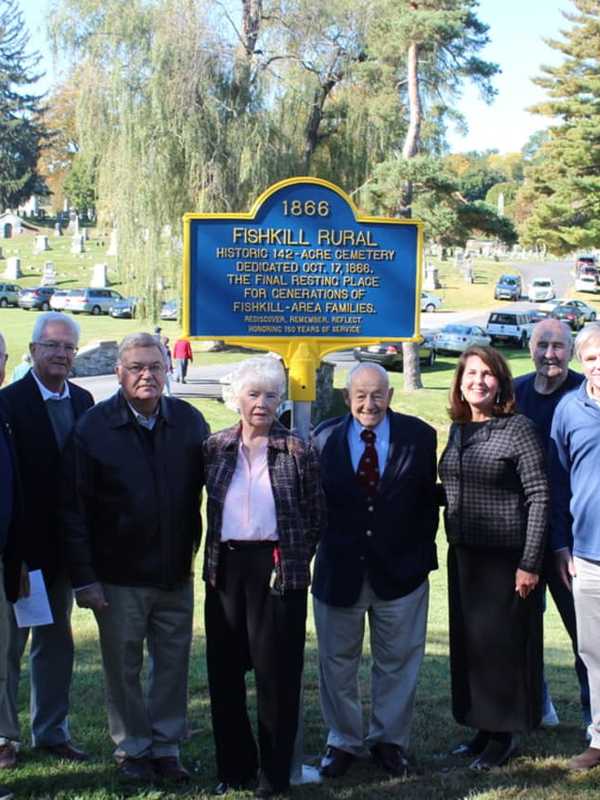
[221,540,277,551]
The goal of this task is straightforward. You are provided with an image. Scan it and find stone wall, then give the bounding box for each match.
[72,340,118,377]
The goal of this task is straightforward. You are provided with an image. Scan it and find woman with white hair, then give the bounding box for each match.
[202,356,323,798]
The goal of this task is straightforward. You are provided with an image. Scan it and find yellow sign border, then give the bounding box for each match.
[182,177,424,400]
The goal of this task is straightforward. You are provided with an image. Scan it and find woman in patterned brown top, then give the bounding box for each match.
[439,346,549,771]
[202,356,323,798]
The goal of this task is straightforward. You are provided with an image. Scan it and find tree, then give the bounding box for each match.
[0,0,47,210]
[520,0,600,254]
[365,0,499,389]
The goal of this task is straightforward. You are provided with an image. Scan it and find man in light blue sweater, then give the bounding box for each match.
[550,322,600,771]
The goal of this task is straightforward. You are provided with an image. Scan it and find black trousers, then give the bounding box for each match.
[541,549,590,713]
[205,545,307,791]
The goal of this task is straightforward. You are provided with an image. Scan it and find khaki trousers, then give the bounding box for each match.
[94,580,194,760]
[573,557,600,749]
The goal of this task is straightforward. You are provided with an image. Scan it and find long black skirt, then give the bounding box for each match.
[448,544,543,733]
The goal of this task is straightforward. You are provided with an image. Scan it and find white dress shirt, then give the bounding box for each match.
[31,369,71,401]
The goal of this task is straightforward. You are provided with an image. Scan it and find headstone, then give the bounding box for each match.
[41,261,56,286]
[107,229,118,256]
[4,256,22,279]
[34,235,50,253]
[91,262,108,288]
[156,275,165,291]
[67,211,80,235]
[54,222,62,237]
[71,233,85,254]
[423,266,441,290]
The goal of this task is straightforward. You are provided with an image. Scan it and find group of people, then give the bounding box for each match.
[0,312,599,800]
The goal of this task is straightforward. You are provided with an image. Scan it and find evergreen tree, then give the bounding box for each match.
[520,0,600,254]
[0,0,46,210]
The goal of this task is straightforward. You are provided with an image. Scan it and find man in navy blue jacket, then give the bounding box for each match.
[312,362,438,779]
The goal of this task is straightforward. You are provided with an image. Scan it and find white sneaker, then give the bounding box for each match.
[542,700,560,727]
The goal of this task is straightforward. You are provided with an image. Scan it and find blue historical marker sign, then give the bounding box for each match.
[183,177,422,341]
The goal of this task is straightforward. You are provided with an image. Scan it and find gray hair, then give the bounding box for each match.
[31,312,80,344]
[117,332,166,364]
[529,319,574,356]
[345,361,390,391]
[222,356,286,412]
[575,322,600,361]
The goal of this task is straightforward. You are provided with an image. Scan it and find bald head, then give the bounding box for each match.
[344,363,393,429]
[529,318,574,386]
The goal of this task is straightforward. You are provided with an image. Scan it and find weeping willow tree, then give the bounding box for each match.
[49,0,304,317]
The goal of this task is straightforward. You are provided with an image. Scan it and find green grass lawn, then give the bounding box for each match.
[3,347,595,799]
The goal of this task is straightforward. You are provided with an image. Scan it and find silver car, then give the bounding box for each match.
[434,324,491,355]
[0,283,20,307]
[64,288,124,315]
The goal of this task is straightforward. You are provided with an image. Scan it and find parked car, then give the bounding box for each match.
[559,298,597,321]
[486,309,534,348]
[109,296,138,319]
[160,299,179,320]
[352,338,436,371]
[50,289,79,312]
[18,287,56,311]
[528,277,556,302]
[421,291,442,312]
[528,307,553,324]
[433,324,491,355]
[550,303,586,331]
[64,288,124,315]
[575,275,599,293]
[0,282,20,307]
[494,274,522,301]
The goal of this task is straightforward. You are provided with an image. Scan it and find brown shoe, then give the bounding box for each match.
[38,741,89,762]
[152,756,191,783]
[567,747,600,771]
[319,746,356,778]
[370,742,410,777]
[117,756,155,783]
[0,744,16,770]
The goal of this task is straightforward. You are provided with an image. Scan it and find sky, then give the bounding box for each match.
[22,0,575,156]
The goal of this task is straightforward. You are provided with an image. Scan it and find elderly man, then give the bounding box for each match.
[0,333,21,800]
[0,313,93,769]
[550,322,600,771]
[514,319,589,729]
[312,362,438,778]
[62,332,209,785]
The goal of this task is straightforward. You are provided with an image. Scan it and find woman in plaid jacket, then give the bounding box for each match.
[202,356,323,799]
[439,346,549,771]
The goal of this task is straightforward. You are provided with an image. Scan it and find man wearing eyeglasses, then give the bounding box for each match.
[0,313,93,770]
[62,332,209,785]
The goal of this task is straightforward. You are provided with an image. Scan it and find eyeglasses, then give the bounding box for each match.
[121,363,165,375]
[36,341,78,355]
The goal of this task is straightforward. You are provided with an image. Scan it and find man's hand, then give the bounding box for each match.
[18,564,30,599]
[515,569,539,599]
[75,583,108,612]
[555,548,576,591]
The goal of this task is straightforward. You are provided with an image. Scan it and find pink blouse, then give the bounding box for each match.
[221,440,279,541]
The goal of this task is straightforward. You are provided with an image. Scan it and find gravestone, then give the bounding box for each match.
[54,222,63,237]
[107,229,118,256]
[423,266,441,290]
[156,275,165,291]
[34,235,50,253]
[67,211,80,235]
[4,257,22,279]
[71,233,85,254]
[41,261,56,286]
[91,262,108,288]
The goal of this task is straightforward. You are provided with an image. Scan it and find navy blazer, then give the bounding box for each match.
[312,411,439,607]
[0,405,23,603]
[0,371,94,598]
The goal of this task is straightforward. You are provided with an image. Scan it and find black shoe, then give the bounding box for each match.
[370,742,410,777]
[117,756,155,783]
[451,730,490,757]
[254,773,289,798]
[319,745,356,778]
[470,736,516,771]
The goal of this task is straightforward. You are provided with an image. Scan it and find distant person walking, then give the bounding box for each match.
[173,338,193,384]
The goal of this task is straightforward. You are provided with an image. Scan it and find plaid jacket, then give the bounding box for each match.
[439,413,548,573]
[202,421,324,591]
